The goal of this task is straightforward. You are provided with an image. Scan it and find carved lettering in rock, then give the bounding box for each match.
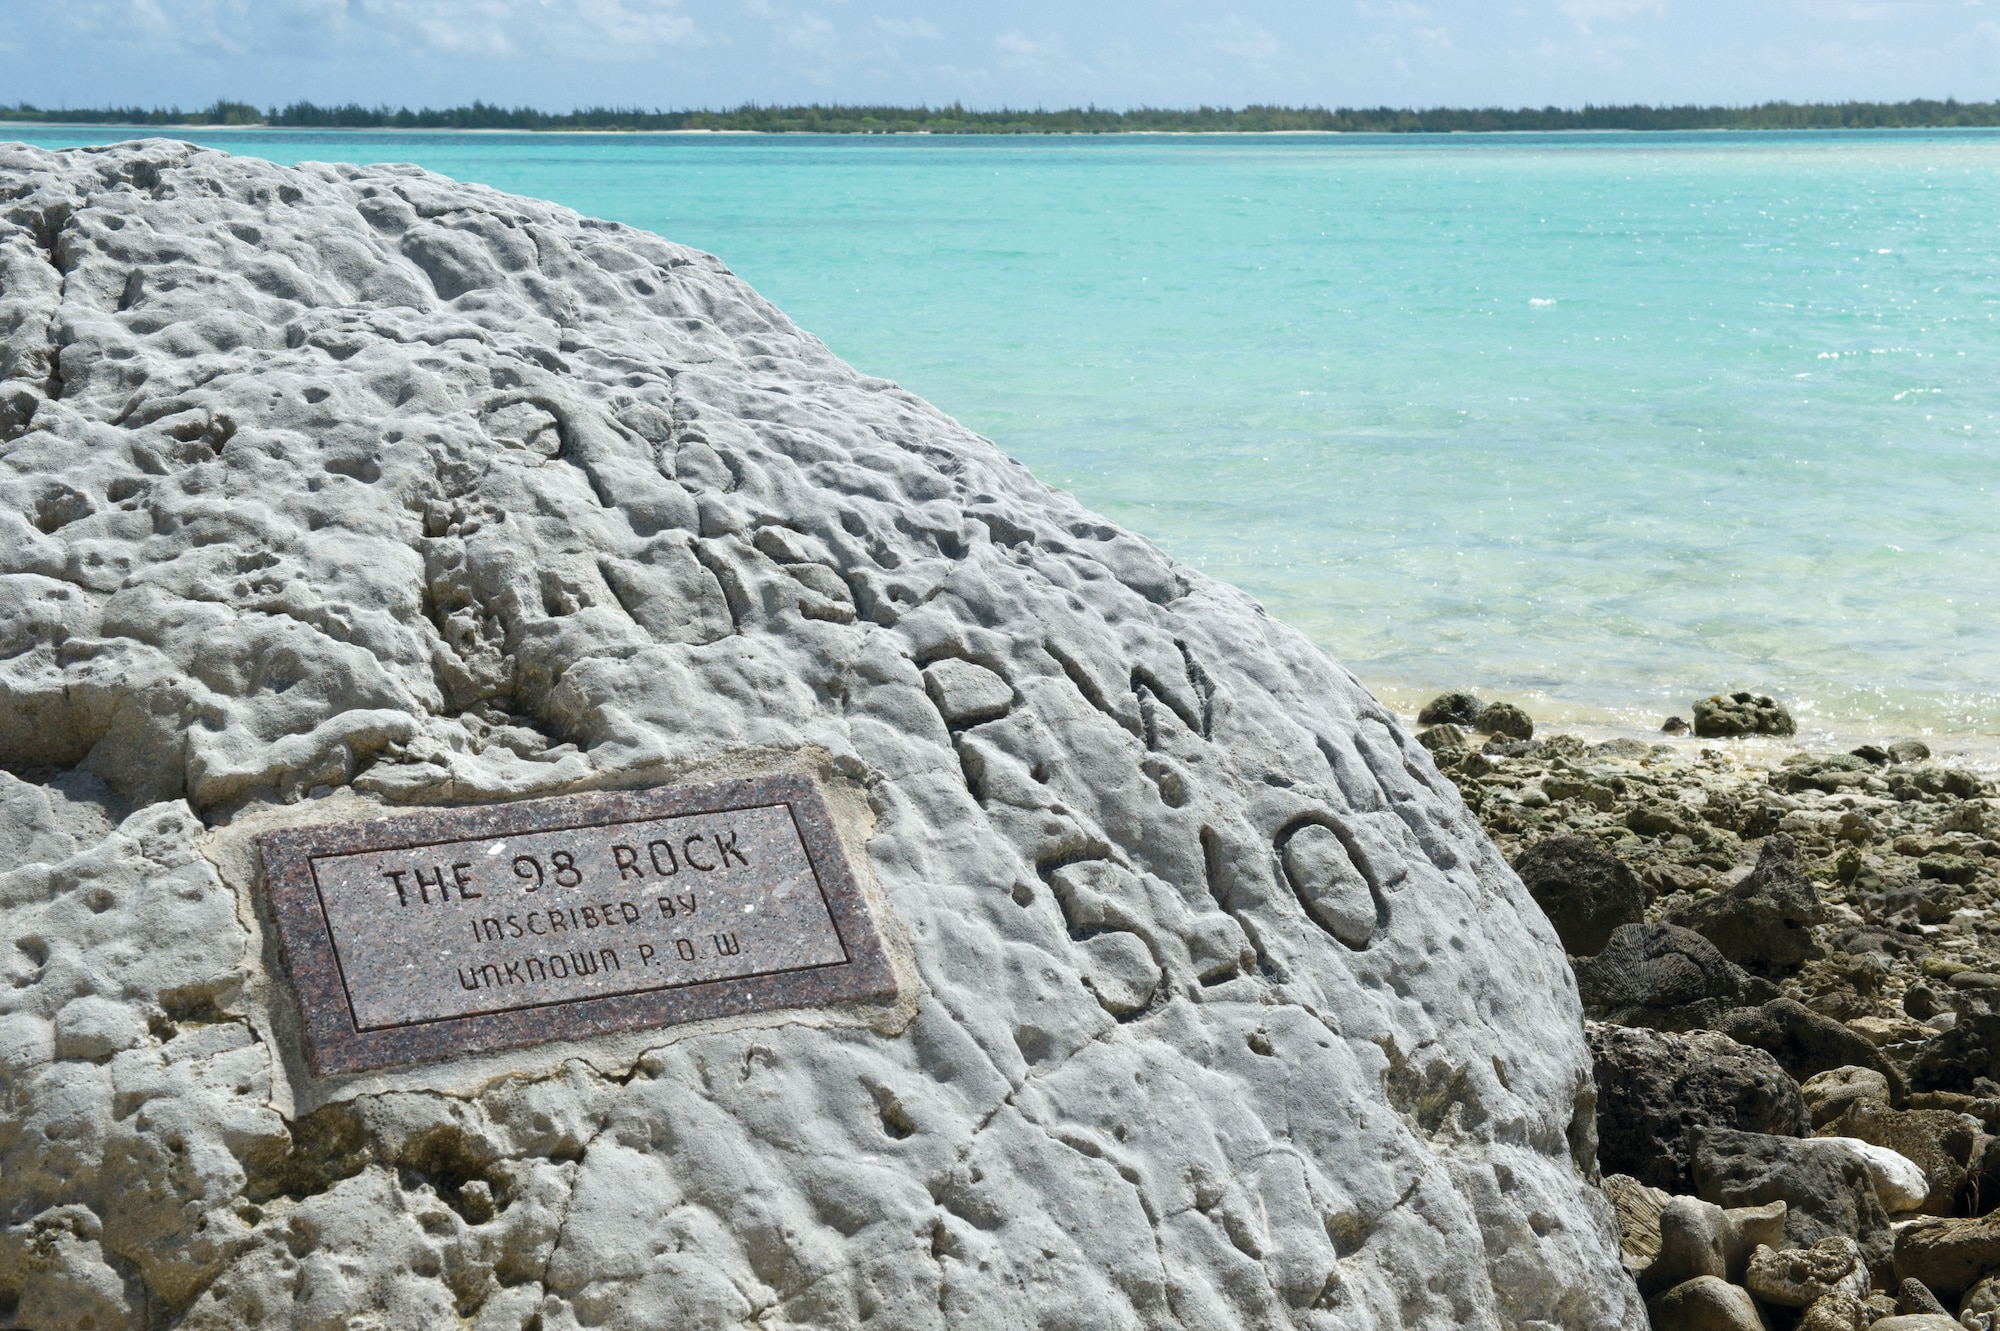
[1278,818,1385,950]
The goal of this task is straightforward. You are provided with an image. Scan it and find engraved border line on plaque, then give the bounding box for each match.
[305,801,857,1032]
[257,774,898,1076]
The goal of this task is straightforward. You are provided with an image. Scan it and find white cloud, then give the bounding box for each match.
[1796,0,1913,17]
[46,0,704,64]
[873,16,941,41]
[1356,1,1434,19]
[359,0,703,59]
[1184,15,1281,61]
[994,29,1068,63]
[992,26,1103,87]
[1557,0,1663,20]
[777,10,836,52]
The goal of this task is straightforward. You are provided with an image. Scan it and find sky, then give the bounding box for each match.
[4,0,1997,112]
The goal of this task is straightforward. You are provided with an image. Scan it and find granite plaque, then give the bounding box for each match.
[257,774,896,1075]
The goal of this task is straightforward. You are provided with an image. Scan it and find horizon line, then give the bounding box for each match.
[4,97,1999,134]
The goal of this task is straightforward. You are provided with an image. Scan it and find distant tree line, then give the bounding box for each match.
[4,98,2000,133]
[0,100,267,127]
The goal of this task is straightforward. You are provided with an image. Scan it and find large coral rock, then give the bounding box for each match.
[1573,922,1774,1030]
[1512,834,1646,957]
[1690,1127,1894,1283]
[1815,1101,1985,1216]
[1718,998,1906,1102]
[1894,1213,2000,1303]
[1588,1023,1808,1192]
[1665,833,1824,977]
[1692,691,1795,738]
[0,141,1638,1327]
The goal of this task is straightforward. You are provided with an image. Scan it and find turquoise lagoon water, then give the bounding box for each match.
[13,127,1999,748]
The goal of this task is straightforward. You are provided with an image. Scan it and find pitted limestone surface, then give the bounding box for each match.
[0,141,1640,1329]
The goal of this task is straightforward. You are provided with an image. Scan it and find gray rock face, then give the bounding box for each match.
[0,142,1638,1328]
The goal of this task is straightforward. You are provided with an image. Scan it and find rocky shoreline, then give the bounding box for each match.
[1417,690,2000,1328]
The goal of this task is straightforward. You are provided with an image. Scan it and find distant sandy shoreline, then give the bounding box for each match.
[6,123,1993,138]
[1372,681,2000,772]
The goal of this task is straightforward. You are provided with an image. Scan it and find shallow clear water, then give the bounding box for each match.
[13,127,1999,746]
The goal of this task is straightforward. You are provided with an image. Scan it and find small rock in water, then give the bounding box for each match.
[1416,691,1485,726]
[1662,715,1691,734]
[1693,691,1798,738]
[1889,738,1935,764]
[1476,700,1534,740]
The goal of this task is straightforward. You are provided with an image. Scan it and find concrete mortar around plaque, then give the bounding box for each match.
[256,773,898,1075]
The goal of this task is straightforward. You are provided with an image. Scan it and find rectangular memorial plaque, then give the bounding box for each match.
[257,774,897,1075]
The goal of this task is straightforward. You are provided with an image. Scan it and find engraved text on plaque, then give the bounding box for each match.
[258,775,896,1075]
